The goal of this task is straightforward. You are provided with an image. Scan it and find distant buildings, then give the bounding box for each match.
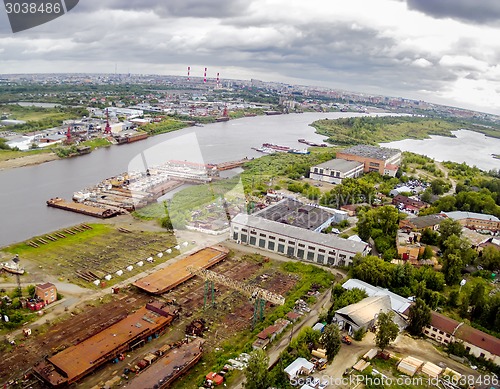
[392,194,429,214]
[399,214,445,232]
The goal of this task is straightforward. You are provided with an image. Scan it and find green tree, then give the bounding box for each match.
[448,290,459,307]
[375,311,399,351]
[420,228,439,246]
[320,323,342,361]
[438,218,463,249]
[479,246,500,271]
[442,252,463,285]
[407,298,431,336]
[422,245,434,260]
[244,349,271,389]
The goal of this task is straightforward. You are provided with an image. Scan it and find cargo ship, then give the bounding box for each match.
[251,146,275,154]
[298,139,328,147]
[114,131,149,144]
[262,143,290,152]
[264,110,282,115]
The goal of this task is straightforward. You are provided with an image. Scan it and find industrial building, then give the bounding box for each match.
[133,246,229,294]
[252,198,346,232]
[424,311,500,366]
[334,295,395,332]
[230,214,370,266]
[443,211,500,232]
[336,145,401,176]
[33,302,178,387]
[309,159,364,184]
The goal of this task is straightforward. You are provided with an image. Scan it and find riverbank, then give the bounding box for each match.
[0,151,59,170]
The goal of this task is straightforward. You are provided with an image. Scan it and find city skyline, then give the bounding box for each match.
[1,0,500,114]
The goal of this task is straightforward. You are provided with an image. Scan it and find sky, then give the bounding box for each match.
[1,0,500,115]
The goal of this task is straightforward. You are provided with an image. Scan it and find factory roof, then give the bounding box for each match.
[443,211,499,222]
[338,145,400,160]
[342,279,412,313]
[133,246,229,294]
[336,295,392,327]
[313,159,364,173]
[232,214,369,254]
[253,198,335,231]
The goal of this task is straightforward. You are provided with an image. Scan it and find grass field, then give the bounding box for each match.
[311,116,466,146]
[0,148,53,162]
[2,223,181,287]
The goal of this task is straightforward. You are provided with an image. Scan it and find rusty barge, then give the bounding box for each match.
[33,302,179,388]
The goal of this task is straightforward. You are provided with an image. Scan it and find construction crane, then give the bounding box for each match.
[187,266,285,328]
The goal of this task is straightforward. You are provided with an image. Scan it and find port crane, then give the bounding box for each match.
[186,266,285,328]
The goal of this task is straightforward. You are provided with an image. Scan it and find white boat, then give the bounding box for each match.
[1,262,25,275]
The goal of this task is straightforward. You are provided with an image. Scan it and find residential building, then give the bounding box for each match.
[424,311,500,365]
[336,145,402,176]
[396,230,424,261]
[309,159,364,184]
[35,282,57,305]
[230,214,370,266]
[443,211,500,233]
[399,214,445,232]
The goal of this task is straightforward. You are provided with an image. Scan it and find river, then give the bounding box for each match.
[1,114,499,248]
[0,112,364,247]
[381,129,500,172]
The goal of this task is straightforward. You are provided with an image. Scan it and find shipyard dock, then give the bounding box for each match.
[126,338,204,389]
[134,246,229,294]
[46,158,248,219]
[33,302,178,387]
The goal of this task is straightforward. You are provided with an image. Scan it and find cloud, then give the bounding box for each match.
[0,0,499,114]
[406,0,500,24]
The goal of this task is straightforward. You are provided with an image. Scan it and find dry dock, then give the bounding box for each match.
[127,338,204,389]
[133,246,229,294]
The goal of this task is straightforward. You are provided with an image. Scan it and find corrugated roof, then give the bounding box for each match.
[232,214,369,254]
[342,279,412,313]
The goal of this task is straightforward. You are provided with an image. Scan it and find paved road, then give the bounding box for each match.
[231,288,332,389]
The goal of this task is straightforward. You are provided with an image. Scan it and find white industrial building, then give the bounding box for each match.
[310,159,364,184]
[230,214,370,266]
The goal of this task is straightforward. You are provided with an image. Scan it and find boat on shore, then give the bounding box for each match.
[1,262,25,275]
[288,148,310,155]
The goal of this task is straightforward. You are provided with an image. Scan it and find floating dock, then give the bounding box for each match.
[33,302,178,387]
[133,246,229,295]
[127,338,204,389]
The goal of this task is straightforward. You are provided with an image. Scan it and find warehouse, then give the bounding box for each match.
[336,145,401,176]
[309,159,364,184]
[230,214,370,266]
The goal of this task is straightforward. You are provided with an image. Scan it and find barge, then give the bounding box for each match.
[47,197,120,218]
[126,338,204,389]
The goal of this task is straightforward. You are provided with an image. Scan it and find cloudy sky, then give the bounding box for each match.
[1,0,500,114]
